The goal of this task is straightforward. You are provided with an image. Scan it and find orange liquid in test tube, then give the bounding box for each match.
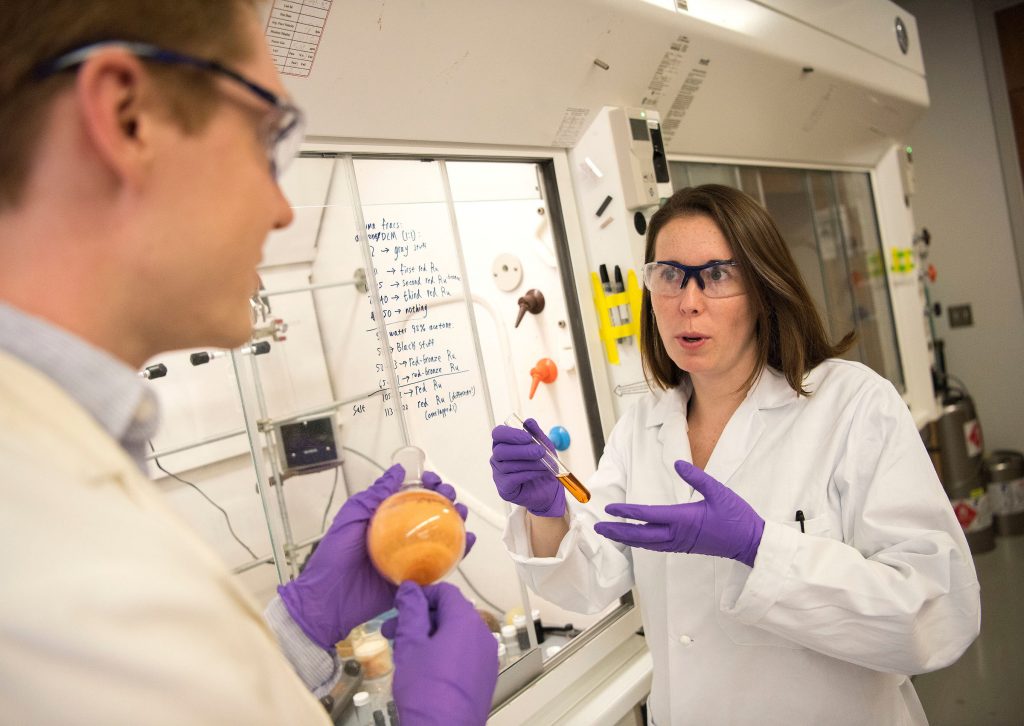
[557,472,591,504]
[505,414,591,504]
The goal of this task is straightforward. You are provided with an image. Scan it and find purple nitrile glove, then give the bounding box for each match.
[594,460,765,567]
[490,418,566,517]
[381,581,498,726]
[278,464,475,651]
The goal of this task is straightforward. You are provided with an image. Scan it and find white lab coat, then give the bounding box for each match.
[0,351,330,725]
[504,360,980,726]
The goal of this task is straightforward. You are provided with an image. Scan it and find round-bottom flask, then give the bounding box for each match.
[367,446,466,585]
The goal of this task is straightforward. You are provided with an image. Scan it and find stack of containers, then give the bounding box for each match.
[926,390,995,553]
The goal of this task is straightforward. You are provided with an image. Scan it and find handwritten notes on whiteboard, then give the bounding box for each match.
[354,207,482,429]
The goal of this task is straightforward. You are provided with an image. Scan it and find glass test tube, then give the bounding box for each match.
[504,413,591,503]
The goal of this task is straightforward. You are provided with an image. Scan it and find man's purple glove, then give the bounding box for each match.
[594,460,764,567]
[381,581,497,726]
[278,464,475,651]
[490,418,566,517]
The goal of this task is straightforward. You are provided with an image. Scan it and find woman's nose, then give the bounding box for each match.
[676,278,704,314]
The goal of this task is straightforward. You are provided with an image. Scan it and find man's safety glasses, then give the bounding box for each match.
[35,40,306,178]
[642,259,744,298]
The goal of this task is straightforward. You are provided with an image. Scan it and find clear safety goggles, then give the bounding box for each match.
[642,259,744,298]
[35,40,306,178]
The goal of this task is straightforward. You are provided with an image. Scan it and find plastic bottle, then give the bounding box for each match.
[367,446,466,585]
[353,632,393,680]
[353,691,372,726]
[496,642,508,669]
[500,623,520,659]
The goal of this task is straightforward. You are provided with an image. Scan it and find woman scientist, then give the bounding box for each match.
[489,184,980,725]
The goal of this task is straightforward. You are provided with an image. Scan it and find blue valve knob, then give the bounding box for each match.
[548,426,570,451]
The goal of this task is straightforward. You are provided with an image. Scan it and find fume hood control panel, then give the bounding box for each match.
[608,107,666,211]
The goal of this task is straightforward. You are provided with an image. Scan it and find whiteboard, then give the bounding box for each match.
[148,153,611,632]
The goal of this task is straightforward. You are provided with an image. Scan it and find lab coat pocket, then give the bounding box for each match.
[713,515,832,648]
[714,558,802,649]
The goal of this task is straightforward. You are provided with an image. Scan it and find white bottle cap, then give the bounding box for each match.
[354,691,370,707]
[501,624,517,638]
[513,614,527,627]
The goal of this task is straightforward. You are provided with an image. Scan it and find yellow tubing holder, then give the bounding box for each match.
[590,269,643,365]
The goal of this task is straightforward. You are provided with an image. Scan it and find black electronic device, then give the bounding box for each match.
[649,122,670,183]
[274,414,341,477]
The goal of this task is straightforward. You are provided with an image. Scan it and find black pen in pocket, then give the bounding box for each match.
[795,510,805,533]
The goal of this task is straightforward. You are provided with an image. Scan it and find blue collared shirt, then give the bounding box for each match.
[0,302,159,471]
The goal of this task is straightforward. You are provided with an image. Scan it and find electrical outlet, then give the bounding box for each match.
[948,304,973,328]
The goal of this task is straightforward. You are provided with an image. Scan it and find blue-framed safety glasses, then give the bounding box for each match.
[641,259,744,298]
[34,40,305,178]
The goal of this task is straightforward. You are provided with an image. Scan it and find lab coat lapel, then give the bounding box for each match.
[702,393,764,491]
[703,368,796,493]
[650,383,696,504]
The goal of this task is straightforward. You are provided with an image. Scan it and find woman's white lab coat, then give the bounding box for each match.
[504,360,980,726]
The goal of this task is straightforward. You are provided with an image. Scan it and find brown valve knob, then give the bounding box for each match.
[514,289,546,328]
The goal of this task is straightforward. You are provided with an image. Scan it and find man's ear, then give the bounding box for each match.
[73,50,160,188]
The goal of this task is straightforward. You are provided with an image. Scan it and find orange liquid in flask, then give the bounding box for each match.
[367,487,465,585]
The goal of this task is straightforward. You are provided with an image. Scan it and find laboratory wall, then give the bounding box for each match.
[895,0,1024,453]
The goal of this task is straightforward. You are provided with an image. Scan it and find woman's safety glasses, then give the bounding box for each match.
[642,259,744,298]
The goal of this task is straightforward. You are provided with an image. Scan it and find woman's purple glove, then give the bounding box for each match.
[381,581,498,726]
[594,460,765,567]
[490,418,566,517]
[278,464,475,651]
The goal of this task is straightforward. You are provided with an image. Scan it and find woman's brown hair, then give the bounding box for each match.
[640,184,855,395]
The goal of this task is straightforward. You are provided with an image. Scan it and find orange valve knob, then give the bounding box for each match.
[528,358,558,400]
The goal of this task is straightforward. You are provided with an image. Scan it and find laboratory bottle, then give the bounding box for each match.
[353,691,372,726]
[367,446,466,585]
[353,632,393,680]
[500,623,520,659]
[513,613,531,652]
[497,642,508,669]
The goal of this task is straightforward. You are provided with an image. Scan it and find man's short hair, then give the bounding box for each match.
[0,0,258,209]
